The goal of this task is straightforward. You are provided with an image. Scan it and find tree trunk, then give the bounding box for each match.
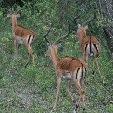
[57,0,69,28]
[97,0,113,61]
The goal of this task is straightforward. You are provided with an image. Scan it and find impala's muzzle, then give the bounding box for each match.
[45,50,51,57]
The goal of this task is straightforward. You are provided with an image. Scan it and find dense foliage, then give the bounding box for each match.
[0,0,113,113]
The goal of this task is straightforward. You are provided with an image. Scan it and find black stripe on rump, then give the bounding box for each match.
[28,35,31,44]
[76,68,80,79]
[93,44,98,53]
[90,36,92,54]
[85,44,88,52]
[81,64,84,77]
[32,35,35,42]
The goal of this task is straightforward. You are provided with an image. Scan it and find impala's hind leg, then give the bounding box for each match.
[28,45,34,64]
[94,58,104,83]
[25,53,30,67]
[92,60,95,75]
[24,43,34,66]
[66,79,74,101]
[72,77,85,112]
[72,77,85,102]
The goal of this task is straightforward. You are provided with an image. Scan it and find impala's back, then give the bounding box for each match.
[57,56,87,83]
[15,25,35,37]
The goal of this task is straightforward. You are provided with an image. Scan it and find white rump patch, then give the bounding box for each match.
[74,68,82,85]
[86,44,97,56]
[28,35,33,45]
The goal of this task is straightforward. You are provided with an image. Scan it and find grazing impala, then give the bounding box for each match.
[75,14,101,76]
[7,13,36,65]
[44,25,87,111]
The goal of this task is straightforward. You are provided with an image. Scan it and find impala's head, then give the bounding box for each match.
[7,13,20,26]
[45,42,62,57]
[7,13,20,18]
[44,23,71,57]
[74,12,96,39]
[76,24,88,39]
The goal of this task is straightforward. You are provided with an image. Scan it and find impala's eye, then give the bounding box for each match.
[47,42,52,47]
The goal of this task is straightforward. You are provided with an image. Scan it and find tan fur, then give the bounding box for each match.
[58,56,83,71]
[80,36,100,54]
[15,25,35,37]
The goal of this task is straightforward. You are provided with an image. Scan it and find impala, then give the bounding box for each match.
[76,14,101,76]
[44,25,87,112]
[7,13,36,65]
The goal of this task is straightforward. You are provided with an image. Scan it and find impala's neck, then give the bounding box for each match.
[50,45,59,69]
[77,29,87,43]
[11,15,17,33]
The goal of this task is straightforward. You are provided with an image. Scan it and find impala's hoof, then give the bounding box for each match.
[73,109,77,113]
[73,103,79,112]
[79,96,85,104]
[92,70,95,75]
[50,108,55,113]
[72,100,76,103]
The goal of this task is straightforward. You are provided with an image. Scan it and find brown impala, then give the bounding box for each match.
[75,13,101,77]
[7,13,36,65]
[44,24,87,111]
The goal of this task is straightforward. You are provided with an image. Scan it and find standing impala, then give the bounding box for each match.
[44,25,87,112]
[76,14,101,76]
[7,13,36,65]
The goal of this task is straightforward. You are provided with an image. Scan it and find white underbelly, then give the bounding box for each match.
[62,72,71,79]
[16,36,23,44]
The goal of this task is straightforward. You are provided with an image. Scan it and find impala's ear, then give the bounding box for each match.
[77,24,81,28]
[56,41,62,48]
[7,14,11,17]
[84,25,88,29]
[47,42,51,46]
[16,14,20,17]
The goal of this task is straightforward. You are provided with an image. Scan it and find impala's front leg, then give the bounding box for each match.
[14,39,19,59]
[51,71,61,112]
